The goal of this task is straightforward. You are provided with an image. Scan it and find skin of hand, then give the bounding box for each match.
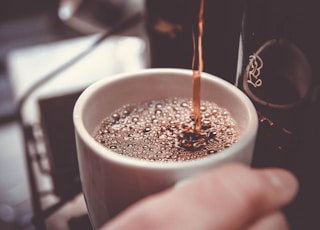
[100,163,299,230]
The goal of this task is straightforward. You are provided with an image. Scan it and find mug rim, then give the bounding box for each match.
[73,68,258,170]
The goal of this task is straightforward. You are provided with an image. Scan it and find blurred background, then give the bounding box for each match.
[0,0,146,229]
[1,1,81,229]
[0,0,319,230]
[0,0,66,123]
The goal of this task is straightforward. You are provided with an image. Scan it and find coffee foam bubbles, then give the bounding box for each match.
[93,97,239,162]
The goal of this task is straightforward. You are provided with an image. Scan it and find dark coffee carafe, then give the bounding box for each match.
[237,0,320,229]
[236,0,315,169]
[237,0,320,169]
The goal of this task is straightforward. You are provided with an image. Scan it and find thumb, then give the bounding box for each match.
[183,163,299,229]
[102,163,299,230]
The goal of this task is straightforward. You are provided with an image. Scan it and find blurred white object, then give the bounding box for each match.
[58,0,82,21]
[58,0,145,34]
[6,35,147,124]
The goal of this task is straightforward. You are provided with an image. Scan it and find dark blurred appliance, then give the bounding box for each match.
[145,0,244,83]
[38,91,83,198]
[236,0,320,229]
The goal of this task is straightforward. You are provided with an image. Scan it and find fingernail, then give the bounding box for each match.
[262,169,299,192]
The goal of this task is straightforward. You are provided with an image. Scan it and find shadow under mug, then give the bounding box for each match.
[73,68,258,228]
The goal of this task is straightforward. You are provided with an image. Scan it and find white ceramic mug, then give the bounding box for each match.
[73,68,258,229]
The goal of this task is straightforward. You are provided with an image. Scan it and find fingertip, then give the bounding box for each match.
[202,163,300,221]
[258,168,299,204]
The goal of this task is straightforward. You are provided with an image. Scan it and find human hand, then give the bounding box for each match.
[100,163,298,230]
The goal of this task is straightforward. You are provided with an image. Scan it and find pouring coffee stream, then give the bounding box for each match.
[192,0,204,135]
[186,0,220,150]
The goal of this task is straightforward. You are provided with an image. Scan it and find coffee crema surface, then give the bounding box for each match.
[93,97,240,162]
